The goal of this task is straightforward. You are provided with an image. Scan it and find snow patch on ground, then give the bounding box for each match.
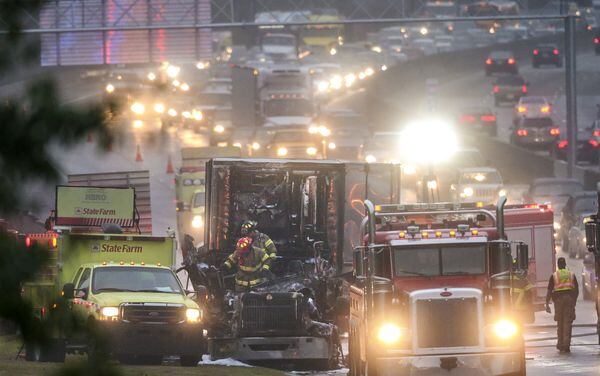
[199,354,253,367]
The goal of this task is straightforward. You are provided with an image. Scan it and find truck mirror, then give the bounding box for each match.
[516,243,529,271]
[62,283,75,299]
[489,240,512,275]
[585,221,598,254]
[353,249,364,278]
[190,285,208,303]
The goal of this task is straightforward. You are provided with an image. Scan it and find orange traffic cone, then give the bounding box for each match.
[135,144,143,162]
[166,154,174,174]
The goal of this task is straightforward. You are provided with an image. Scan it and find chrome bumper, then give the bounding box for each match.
[209,336,332,361]
[376,351,523,376]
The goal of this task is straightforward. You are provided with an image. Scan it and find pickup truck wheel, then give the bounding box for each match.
[180,355,200,367]
[25,343,41,362]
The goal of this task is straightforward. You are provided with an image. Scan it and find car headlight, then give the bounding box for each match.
[365,154,377,163]
[192,110,203,121]
[147,72,156,81]
[427,180,437,190]
[463,187,474,197]
[168,108,177,117]
[317,81,329,92]
[277,147,288,157]
[306,147,318,156]
[213,124,225,133]
[498,189,507,197]
[154,103,165,114]
[377,323,402,344]
[132,120,144,129]
[493,319,518,340]
[186,308,201,323]
[251,142,261,150]
[131,102,145,115]
[101,306,119,318]
[328,142,336,150]
[105,83,115,93]
[192,215,203,229]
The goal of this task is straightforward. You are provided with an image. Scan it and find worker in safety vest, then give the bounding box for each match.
[223,237,272,292]
[241,220,277,260]
[545,257,579,353]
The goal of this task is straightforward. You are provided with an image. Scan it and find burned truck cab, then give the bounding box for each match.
[201,158,347,366]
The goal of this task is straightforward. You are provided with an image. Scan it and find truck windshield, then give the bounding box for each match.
[394,244,486,277]
[92,267,182,294]
[193,192,205,208]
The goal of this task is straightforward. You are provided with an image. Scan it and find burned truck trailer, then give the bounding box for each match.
[190,158,401,365]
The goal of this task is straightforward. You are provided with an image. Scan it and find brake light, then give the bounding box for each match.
[540,105,551,113]
[508,58,515,64]
[517,129,528,136]
[595,37,600,44]
[481,114,496,122]
[25,236,32,247]
[590,139,600,148]
[522,85,527,94]
[460,115,476,123]
[486,58,493,65]
[517,106,527,113]
[533,49,539,55]
[557,140,568,149]
[550,128,560,136]
[524,204,539,209]
[593,130,600,137]
[493,85,499,93]
[553,49,559,55]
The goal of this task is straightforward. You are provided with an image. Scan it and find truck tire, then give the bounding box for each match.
[25,339,65,363]
[180,355,200,367]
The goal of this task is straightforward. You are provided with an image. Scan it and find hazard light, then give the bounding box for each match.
[550,128,560,136]
[517,106,527,113]
[516,129,528,136]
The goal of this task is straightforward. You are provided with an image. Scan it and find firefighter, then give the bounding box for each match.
[511,268,535,324]
[240,220,277,260]
[545,257,579,353]
[223,237,272,292]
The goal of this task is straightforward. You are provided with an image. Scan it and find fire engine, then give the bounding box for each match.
[348,198,528,375]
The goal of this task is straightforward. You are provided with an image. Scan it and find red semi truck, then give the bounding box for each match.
[347,199,548,375]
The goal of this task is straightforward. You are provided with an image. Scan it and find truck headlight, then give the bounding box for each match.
[377,323,402,344]
[192,215,203,229]
[213,124,225,133]
[365,154,377,163]
[131,102,145,115]
[306,147,317,156]
[105,83,115,93]
[154,103,165,114]
[101,306,119,319]
[493,319,518,339]
[186,308,201,323]
[277,147,288,157]
[462,187,474,197]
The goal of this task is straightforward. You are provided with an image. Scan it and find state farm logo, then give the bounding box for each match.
[74,208,117,216]
[91,244,100,253]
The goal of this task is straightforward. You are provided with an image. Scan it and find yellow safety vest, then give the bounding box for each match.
[553,269,574,292]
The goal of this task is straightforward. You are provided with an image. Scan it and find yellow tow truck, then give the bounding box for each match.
[23,185,205,365]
